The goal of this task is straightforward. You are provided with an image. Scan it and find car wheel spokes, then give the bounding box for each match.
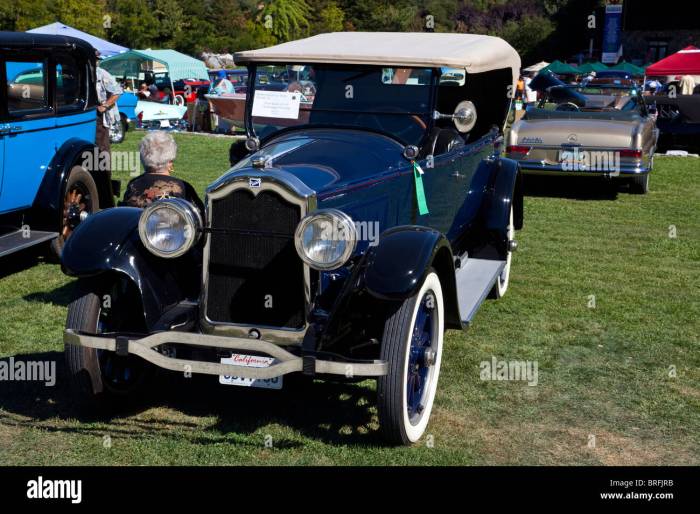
[61,183,93,239]
[407,291,436,424]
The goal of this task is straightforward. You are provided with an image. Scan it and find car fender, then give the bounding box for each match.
[31,138,114,229]
[482,157,523,236]
[61,207,200,330]
[362,226,461,328]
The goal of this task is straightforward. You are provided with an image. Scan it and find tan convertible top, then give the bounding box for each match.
[235,32,521,85]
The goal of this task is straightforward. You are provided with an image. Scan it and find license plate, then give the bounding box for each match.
[219,354,283,390]
[160,119,171,128]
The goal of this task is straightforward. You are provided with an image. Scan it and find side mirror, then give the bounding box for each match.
[433,100,477,133]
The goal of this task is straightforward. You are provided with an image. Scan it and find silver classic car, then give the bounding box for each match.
[507,74,658,194]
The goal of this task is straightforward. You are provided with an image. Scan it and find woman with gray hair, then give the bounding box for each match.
[122,131,202,211]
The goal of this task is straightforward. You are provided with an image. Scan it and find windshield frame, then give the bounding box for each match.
[243,62,439,147]
[541,84,646,114]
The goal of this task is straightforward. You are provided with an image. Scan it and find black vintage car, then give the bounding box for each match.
[62,32,524,445]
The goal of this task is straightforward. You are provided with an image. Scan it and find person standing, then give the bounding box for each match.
[212,70,234,95]
[95,51,122,172]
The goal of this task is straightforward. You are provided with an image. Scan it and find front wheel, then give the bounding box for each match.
[377,271,444,445]
[65,279,152,405]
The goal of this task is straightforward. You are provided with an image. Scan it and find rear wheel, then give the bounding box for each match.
[377,271,444,445]
[50,166,99,258]
[629,173,649,194]
[489,205,515,299]
[65,278,152,405]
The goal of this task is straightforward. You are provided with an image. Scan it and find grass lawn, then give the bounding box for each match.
[0,130,698,465]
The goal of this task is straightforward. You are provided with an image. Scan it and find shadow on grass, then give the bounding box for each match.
[0,351,383,448]
[0,245,45,280]
[523,175,622,200]
[23,280,79,307]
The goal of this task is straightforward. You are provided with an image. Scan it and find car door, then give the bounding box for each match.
[53,53,94,153]
[0,59,7,203]
[0,55,55,214]
[419,130,494,240]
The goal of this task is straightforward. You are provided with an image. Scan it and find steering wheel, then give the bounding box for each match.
[555,102,580,112]
[363,105,427,141]
[174,95,185,106]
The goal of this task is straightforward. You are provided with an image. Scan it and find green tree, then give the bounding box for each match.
[108,0,159,49]
[52,0,108,37]
[498,15,555,62]
[0,0,53,31]
[315,2,345,33]
[261,0,312,42]
[152,0,185,47]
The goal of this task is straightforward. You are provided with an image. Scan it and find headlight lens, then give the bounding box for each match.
[294,209,357,270]
[138,198,202,258]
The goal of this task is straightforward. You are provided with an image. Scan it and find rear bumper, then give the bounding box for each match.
[137,119,188,131]
[514,161,651,177]
[64,329,388,379]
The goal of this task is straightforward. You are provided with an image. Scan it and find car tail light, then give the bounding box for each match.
[619,149,642,158]
[506,145,531,155]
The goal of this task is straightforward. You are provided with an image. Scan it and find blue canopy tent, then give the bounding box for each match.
[27,22,128,58]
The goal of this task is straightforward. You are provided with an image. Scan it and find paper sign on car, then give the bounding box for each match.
[251,90,301,120]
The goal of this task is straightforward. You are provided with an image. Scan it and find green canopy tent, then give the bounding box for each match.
[609,61,646,76]
[540,60,580,75]
[100,49,209,91]
[577,61,608,73]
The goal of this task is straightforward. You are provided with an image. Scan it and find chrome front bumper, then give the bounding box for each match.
[64,329,388,379]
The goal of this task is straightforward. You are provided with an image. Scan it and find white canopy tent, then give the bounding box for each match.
[522,61,549,73]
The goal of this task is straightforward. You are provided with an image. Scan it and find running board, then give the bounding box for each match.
[455,258,506,325]
[0,229,57,258]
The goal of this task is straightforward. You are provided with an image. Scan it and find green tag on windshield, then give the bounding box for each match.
[413,161,429,216]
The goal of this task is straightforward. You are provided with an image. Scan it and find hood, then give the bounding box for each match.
[218,129,407,196]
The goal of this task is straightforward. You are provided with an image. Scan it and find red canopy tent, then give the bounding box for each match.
[645,46,700,76]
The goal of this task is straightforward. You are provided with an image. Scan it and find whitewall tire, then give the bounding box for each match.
[377,271,444,445]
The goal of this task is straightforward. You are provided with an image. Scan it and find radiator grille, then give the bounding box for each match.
[205,189,305,329]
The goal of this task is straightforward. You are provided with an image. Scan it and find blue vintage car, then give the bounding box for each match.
[62,32,524,445]
[0,32,116,259]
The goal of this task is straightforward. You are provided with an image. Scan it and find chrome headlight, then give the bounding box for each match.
[138,198,202,258]
[294,209,357,270]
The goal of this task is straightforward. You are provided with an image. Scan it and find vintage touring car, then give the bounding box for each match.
[507,72,658,194]
[62,32,524,445]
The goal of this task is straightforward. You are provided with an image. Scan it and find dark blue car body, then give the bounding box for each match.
[61,33,524,445]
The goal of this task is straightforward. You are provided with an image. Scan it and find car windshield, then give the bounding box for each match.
[249,64,434,145]
[545,85,640,111]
